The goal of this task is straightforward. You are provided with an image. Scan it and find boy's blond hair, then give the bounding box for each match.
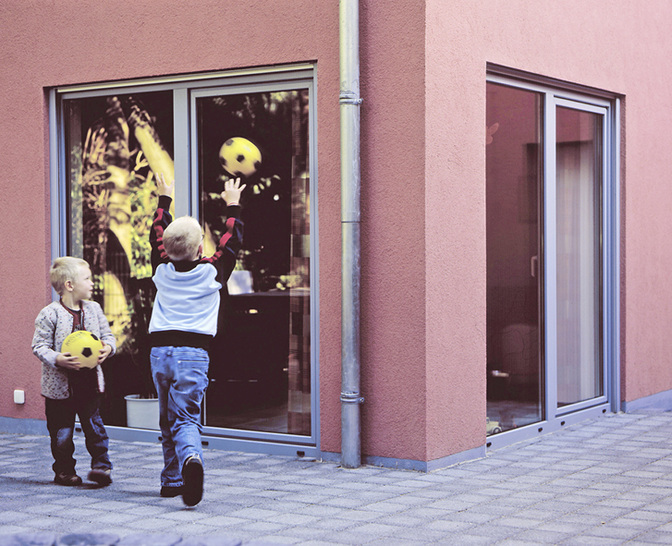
[162,216,203,261]
[50,257,90,295]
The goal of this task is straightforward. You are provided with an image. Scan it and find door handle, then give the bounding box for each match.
[531,255,538,277]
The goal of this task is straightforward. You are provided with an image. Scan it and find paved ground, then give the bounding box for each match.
[2,411,672,544]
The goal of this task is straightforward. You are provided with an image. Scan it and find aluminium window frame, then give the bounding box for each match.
[48,64,321,457]
[485,67,621,451]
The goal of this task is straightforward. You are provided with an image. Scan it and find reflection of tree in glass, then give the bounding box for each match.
[201,90,309,292]
[79,96,173,368]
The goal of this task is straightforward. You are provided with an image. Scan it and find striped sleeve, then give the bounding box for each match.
[201,206,244,283]
[150,195,173,272]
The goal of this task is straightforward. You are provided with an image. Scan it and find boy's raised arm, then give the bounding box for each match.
[202,177,245,282]
[156,172,175,198]
[150,172,175,271]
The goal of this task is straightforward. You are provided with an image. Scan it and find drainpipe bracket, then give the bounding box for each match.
[340,392,365,404]
[339,91,363,105]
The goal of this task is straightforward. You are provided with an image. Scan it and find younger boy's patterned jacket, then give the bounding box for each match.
[32,300,116,400]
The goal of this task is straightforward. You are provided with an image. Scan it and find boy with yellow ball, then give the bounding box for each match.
[32,257,116,486]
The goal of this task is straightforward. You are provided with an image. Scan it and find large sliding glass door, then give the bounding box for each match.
[486,73,619,444]
[486,83,543,434]
[555,105,604,410]
[54,66,318,453]
[194,88,313,438]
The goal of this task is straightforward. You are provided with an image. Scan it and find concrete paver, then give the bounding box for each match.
[1,411,672,544]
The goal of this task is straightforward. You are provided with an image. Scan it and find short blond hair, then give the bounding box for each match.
[50,257,90,295]
[163,216,202,261]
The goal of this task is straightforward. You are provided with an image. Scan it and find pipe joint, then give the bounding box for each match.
[339,91,363,105]
[340,391,365,404]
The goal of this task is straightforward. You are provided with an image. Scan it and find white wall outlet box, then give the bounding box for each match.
[14,390,25,405]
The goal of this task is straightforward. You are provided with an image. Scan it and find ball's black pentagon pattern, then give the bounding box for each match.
[218,137,262,178]
[61,330,103,368]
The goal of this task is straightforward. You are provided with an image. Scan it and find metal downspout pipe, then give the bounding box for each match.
[339,0,364,469]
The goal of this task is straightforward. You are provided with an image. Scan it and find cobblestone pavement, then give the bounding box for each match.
[2,411,672,544]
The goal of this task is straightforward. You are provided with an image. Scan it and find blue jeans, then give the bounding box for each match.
[45,395,111,475]
[150,346,209,487]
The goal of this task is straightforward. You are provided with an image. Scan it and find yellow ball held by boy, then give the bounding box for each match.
[61,330,104,369]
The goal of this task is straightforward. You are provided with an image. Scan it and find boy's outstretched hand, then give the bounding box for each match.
[155,172,175,197]
[222,177,246,206]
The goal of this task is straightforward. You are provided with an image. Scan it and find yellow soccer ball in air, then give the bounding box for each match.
[219,137,262,178]
[61,330,103,369]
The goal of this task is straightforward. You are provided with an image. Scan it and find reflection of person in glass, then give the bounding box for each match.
[147,172,245,506]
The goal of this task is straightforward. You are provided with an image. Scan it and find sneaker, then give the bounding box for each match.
[54,472,82,486]
[87,468,112,487]
[160,485,184,498]
[181,456,204,507]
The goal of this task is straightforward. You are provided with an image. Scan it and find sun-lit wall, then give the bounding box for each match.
[0,0,428,463]
[425,0,672,460]
[0,0,343,446]
[3,0,672,466]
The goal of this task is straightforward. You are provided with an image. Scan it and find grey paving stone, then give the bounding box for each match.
[359,501,408,514]
[56,534,120,546]
[179,537,242,546]
[0,533,59,546]
[580,522,644,540]
[496,517,547,530]
[374,513,427,527]
[510,528,574,544]
[116,534,182,546]
[629,530,672,544]
[425,519,475,533]
[7,411,672,544]
[654,521,672,533]
[309,517,357,531]
[453,522,521,541]
[292,504,347,518]
[628,509,672,522]
[535,519,595,534]
[0,527,37,537]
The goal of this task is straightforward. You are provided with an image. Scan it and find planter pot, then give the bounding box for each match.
[125,394,160,430]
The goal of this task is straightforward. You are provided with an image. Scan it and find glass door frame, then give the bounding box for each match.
[49,64,321,457]
[486,69,621,450]
[190,79,318,447]
[548,98,609,417]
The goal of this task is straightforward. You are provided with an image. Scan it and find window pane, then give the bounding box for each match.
[486,82,543,435]
[556,107,603,406]
[197,90,311,436]
[65,92,174,427]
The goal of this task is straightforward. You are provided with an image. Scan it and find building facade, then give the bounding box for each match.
[2,1,672,471]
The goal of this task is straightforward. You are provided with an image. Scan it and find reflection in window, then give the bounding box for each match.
[197,90,311,435]
[63,83,312,437]
[65,92,174,425]
[486,83,543,435]
[556,107,603,407]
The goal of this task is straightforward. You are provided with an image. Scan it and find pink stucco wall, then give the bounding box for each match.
[358,3,428,462]
[0,0,344,452]
[3,0,672,465]
[424,0,672,460]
